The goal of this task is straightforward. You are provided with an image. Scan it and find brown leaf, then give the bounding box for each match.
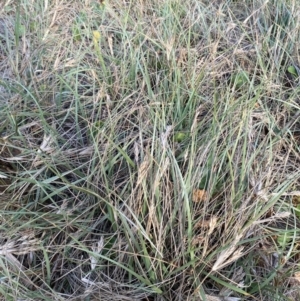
[191,235,205,246]
[194,216,217,234]
[192,189,208,202]
[293,271,300,283]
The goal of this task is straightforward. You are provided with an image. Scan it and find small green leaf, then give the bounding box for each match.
[231,71,249,89]
[93,30,101,42]
[72,26,82,42]
[15,24,26,37]
[30,22,37,31]
[174,132,187,143]
[287,65,299,77]
[294,204,300,219]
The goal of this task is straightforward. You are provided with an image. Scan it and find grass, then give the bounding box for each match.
[0,0,300,300]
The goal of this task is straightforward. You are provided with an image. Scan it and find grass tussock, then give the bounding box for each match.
[1,0,300,300]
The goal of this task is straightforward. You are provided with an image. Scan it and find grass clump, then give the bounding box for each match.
[1,0,300,300]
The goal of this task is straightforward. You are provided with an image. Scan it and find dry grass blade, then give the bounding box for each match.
[212,234,245,272]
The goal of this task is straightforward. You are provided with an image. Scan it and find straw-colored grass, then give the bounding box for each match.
[1,0,300,300]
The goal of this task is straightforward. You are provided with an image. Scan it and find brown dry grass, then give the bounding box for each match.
[1,0,300,300]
